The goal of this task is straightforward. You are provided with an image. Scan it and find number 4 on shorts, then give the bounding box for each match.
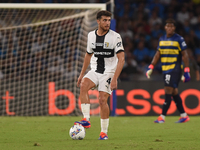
[106,78,111,84]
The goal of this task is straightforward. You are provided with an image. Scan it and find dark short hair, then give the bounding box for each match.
[96,10,112,20]
[165,18,176,26]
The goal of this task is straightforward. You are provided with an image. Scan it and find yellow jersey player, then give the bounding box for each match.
[146,18,190,123]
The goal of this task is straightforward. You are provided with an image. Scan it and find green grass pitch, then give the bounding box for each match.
[0,116,200,150]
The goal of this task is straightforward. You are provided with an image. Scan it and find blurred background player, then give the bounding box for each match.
[75,10,124,139]
[146,18,190,123]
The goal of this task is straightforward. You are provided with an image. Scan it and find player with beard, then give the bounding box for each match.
[75,10,124,139]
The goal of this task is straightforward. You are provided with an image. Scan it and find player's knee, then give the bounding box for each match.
[164,87,173,94]
[99,99,107,107]
[99,92,109,107]
[172,88,178,96]
[80,81,89,92]
[99,96,108,107]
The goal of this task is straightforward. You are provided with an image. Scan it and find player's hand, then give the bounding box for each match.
[110,78,117,91]
[77,74,84,87]
[181,67,191,82]
[146,64,154,79]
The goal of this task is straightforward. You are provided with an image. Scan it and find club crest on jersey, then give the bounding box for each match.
[105,42,109,47]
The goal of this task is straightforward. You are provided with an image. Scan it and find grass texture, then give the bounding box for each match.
[0,116,200,150]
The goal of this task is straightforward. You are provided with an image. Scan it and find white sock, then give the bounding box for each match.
[101,118,109,134]
[81,104,90,121]
[160,114,165,120]
[180,113,187,117]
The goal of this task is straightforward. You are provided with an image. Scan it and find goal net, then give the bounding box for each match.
[0,4,105,116]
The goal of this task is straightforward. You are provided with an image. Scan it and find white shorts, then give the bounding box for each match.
[83,70,114,95]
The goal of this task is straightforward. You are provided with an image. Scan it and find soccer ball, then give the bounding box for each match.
[69,124,85,140]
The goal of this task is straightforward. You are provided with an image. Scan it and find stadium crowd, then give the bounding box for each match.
[0,0,200,81]
[114,0,200,81]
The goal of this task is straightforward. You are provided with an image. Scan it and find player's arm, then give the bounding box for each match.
[182,49,189,68]
[151,51,161,66]
[146,51,160,78]
[77,52,93,87]
[180,37,190,82]
[110,51,125,90]
[181,49,191,82]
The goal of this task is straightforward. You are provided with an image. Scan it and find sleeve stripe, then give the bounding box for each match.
[87,51,93,54]
[116,50,124,54]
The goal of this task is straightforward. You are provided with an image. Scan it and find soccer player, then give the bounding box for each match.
[75,10,124,139]
[146,18,190,123]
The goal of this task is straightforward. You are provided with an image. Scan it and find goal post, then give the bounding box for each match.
[0,3,107,116]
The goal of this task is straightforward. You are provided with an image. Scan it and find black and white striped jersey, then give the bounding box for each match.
[87,29,124,74]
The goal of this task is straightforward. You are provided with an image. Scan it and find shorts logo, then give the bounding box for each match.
[106,78,111,89]
[165,74,171,84]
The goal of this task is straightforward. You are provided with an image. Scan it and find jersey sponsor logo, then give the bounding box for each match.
[94,42,110,48]
[96,43,104,46]
[93,49,114,58]
[94,51,112,55]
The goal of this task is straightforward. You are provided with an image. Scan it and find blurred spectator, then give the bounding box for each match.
[115,1,134,20]
[189,12,198,26]
[147,0,165,18]
[183,20,190,34]
[133,2,150,21]
[194,24,200,39]
[148,10,162,28]
[119,23,133,40]
[1,48,18,79]
[1,0,200,81]
[0,70,3,79]
[184,30,199,51]
[189,30,199,48]
[165,1,179,15]
[132,41,150,64]
[159,0,171,5]
[165,11,176,20]
[149,38,158,59]
[195,5,200,16]
[31,36,44,54]
[122,36,134,52]
[120,52,138,81]
[47,51,64,80]
[187,49,200,81]
[177,6,189,24]
[151,23,164,38]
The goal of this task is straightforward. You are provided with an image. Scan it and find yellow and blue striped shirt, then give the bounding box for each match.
[157,33,187,74]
